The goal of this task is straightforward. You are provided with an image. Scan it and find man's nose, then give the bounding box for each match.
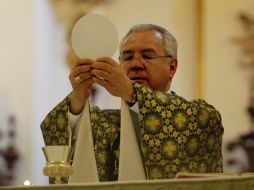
[129,55,145,70]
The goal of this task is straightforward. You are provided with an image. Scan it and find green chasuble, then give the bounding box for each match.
[41,83,224,181]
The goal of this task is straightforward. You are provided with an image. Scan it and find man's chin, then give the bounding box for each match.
[133,80,149,87]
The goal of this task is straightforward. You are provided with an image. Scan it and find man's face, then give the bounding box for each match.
[120,30,177,92]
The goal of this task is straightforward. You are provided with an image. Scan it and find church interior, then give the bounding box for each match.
[0,0,254,186]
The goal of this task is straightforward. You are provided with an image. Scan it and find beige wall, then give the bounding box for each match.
[203,0,254,142]
[0,0,33,184]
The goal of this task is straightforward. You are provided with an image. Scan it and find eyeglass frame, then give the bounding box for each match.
[118,50,173,64]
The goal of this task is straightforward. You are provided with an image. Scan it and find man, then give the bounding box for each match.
[41,24,224,181]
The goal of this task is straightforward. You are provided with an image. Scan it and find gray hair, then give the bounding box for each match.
[119,24,178,58]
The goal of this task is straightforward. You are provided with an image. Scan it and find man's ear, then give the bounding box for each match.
[169,59,178,78]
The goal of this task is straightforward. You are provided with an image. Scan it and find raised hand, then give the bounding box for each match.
[69,58,94,114]
[91,57,134,103]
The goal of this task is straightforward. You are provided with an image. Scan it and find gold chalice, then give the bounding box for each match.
[42,146,74,184]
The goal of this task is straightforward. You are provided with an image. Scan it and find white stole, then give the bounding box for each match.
[68,100,99,183]
[118,99,146,181]
[68,99,145,183]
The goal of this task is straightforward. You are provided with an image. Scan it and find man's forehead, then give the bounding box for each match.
[124,30,163,42]
[122,30,164,52]
[122,48,156,54]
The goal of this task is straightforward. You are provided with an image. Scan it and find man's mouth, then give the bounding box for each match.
[131,77,148,84]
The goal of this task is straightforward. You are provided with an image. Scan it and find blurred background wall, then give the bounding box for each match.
[0,0,253,185]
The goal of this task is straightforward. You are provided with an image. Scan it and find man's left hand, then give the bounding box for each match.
[91,57,134,102]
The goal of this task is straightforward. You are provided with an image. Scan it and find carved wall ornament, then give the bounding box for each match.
[233,12,254,69]
[50,0,110,24]
[226,12,254,174]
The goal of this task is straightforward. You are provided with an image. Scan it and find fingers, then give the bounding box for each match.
[96,57,118,67]
[72,60,93,74]
[91,57,120,80]
[78,72,93,81]
[70,72,93,86]
[92,76,109,89]
[70,71,92,85]
[70,57,120,88]
[91,69,111,81]
[69,59,94,85]
[79,78,93,89]
[73,58,94,67]
[92,61,112,74]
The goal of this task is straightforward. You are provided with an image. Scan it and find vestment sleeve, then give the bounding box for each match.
[40,94,71,146]
[132,82,224,177]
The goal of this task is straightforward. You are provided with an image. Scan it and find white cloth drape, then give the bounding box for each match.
[68,99,145,183]
[118,99,146,181]
[69,100,99,183]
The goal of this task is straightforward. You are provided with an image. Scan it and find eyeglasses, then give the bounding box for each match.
[119,52,172,64]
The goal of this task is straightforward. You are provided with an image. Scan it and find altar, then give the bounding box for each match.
[1,176,254,190]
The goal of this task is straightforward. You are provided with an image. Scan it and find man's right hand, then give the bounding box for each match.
[69,58,94,115]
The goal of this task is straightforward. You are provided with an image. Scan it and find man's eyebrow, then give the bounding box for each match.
[141,48,156,53]
[122,48,156,54]
[122,50,133,54]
